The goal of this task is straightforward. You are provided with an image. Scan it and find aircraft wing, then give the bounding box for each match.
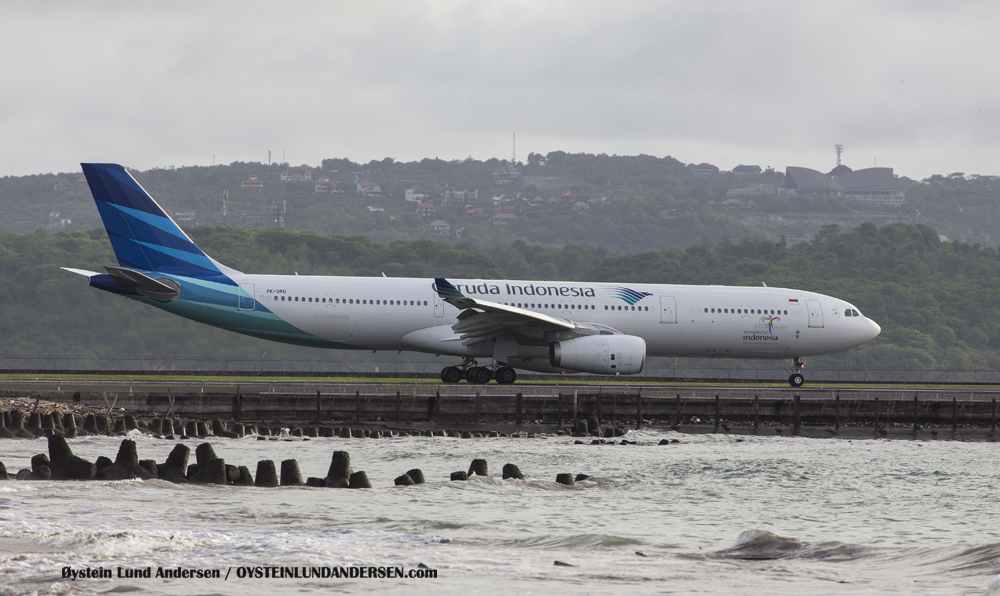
[434,277,590,347]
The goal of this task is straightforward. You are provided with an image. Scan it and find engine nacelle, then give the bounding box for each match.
[549,335,646,375]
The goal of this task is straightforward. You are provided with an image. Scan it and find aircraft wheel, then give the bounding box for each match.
[788,373,805,388]
[495,366,517,385]
[467,366,492,385]
[441,366,463,384]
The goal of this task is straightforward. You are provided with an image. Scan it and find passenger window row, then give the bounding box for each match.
[704,307,788,315]
[503,303,653,312]
[505,303,596,310]
[277,296,428,306]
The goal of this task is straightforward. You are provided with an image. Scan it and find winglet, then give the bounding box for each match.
[434,277,479,310]
[434,277,465,299]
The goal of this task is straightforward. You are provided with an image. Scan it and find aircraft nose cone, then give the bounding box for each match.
[867,319,881,342]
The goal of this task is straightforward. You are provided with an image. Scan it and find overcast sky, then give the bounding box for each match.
[3,1,999,179]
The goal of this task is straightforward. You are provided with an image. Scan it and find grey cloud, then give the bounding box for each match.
[2,1,999,177]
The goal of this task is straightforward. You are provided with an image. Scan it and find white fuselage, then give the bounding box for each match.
[227,274,880,361]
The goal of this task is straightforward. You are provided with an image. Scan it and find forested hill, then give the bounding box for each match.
[4,152,999,252]
[3,222,999,371]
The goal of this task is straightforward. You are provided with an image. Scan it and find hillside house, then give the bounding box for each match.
[405,186,431,203]
[491,213,518,226]
[426,220,451,237]
[356,180,381,196]
[242,175,264,189]
[280,165,313,182]
[732,165,762,176]
[687,163,720,175]
[466,207,491,218]
[492,163,522,186]
[314,176,338,194]
[47,211,71,231]
[785,166,905,205]
[442,189,478,207]
[416,202,436,219]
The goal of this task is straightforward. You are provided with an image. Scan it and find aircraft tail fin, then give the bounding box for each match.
[81,163,223,276]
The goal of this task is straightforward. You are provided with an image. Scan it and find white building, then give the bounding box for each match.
[405,186,431,203]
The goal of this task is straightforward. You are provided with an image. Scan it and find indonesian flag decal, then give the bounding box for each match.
[788,298,799,303]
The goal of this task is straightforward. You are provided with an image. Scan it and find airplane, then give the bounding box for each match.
[64,163,881,387]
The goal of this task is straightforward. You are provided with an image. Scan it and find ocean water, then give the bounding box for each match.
[0,430,998,595]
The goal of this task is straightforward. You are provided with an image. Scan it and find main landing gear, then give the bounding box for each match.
[788,357,806,387]
[440,358,517,385]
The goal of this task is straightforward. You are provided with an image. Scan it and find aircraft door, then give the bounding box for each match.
[238,283,255,311]
[659,295,677,323]
[806,299,824,328]
[434,293,444,317]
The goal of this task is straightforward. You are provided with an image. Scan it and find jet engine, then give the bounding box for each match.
[549,335,645,375]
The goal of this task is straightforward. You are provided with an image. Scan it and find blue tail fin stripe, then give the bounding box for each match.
[93,198,144,267]
[114,203,193,242]
[134,240,218,272]
[115,208,209,258]
[107,236,153,271]
[98,202,204,260]
[97,202,216,272]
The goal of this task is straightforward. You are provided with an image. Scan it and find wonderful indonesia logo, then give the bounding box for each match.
[743,315,784,342]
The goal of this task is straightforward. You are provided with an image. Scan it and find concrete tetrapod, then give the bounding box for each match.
[502,464,524,480]
[468,459,489,477]
[47,435,96,480]
[555,474,575,486]
[325,451,352,488]
[190,458,227,484]
[348,471,372,489]
[255,460,279,487]
[157,444,190,483]
[280,459,304,486]
[97,439,156,480]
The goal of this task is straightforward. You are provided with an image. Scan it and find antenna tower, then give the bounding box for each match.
[835,144,843,166]
[222,191,229,227]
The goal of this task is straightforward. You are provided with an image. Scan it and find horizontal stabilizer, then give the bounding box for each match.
[104,266,180,302]
[60,267,100,278]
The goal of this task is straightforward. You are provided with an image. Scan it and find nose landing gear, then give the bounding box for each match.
[788,357,806,387]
